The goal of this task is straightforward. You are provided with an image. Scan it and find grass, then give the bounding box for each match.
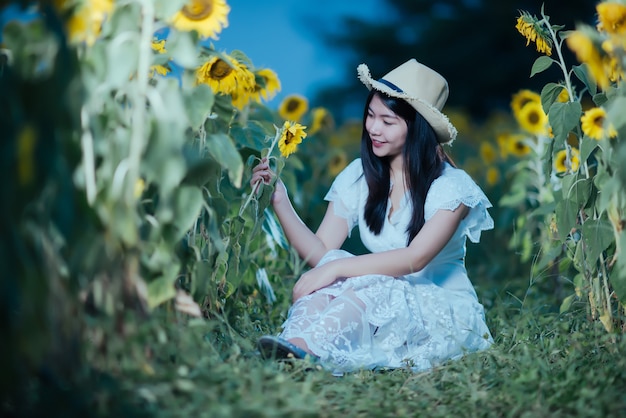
[8,278,625,418]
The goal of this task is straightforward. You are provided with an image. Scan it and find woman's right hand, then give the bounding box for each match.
[250,157,287,206]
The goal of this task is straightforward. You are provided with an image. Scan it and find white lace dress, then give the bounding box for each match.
[279,158,494,373]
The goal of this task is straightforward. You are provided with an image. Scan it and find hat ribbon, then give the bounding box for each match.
[378,78,403,93]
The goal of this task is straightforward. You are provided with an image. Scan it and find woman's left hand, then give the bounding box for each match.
[292,261,341,302]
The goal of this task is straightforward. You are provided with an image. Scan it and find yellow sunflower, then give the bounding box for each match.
[63,0,114,46]
[580,107,618,140]
[557,87,570,102]
[479,142,497,165]
[516,101,549,136]
[196,55,254,95]
[256,69,281,101]
[508,136,532,157]
[309,107,334,135]
[511,89,541,115]
[328,150,348,177]
[170,0,230,39]
[278,121,307,157]
[497,133,525,159]
[515,12,552,55]
[596,2,626,35]
[278,94,308,122]
[486,166,500,186]
[554,148,580,174]
[566,30,611,90]
[150,38,170,77]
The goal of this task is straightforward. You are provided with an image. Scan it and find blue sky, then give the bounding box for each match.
[0,0,391,106]
[215,0,391,106]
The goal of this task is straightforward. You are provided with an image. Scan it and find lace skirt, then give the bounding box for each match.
[279,250,493,373]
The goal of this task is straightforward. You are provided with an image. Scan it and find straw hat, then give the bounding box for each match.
[357,58,457,144]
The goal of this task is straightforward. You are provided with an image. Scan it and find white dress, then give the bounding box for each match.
[279,158,494,373]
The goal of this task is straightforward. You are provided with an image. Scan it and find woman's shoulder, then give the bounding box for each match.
[430,163,477,191]
[425,163,492,217]
[334,158,364,183]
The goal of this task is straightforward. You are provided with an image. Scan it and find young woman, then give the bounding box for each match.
[251,59,494,373]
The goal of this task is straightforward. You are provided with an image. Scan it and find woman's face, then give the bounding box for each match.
[365,94,408,162]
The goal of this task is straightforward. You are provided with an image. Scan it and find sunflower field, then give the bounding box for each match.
[1,0,626,417]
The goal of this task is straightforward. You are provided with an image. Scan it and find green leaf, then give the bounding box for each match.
[561,173,592,204]
[166,30,199,69]
[172,186,204,241]
[205,133,244,188]
[548,101,582,145]
[147,264,180,308]
[556,199,579,241]
[154,0,187,20]
[607,96,626,131]
[572,64,597,96]
[579,135,598,163]
[106,33,138,87]
[559,294,576,314]
[613,231,626,304]
[540,83,565,114]
[581,218,614,265]
[185,84,214,130]
[530,56,554,78]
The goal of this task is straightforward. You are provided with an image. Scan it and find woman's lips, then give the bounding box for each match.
[372,139,385,148]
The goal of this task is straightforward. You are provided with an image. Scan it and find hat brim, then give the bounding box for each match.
[357,63,457,145]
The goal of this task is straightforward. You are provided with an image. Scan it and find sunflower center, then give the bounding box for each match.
[209,59,233,80]
[593,115,605,128]
[286,98,300,112]
[182,0,214,21]
[284,131,294,145]
[527,110,540,125]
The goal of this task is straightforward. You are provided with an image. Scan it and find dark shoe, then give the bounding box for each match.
[257,336,318,361]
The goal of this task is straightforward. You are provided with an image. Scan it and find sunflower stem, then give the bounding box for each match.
[127,0,154,203]
[541,13,575,102]
[238,125,283,217]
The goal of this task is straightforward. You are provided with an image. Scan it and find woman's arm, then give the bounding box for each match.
[251,158,349,266]
[292,204,469,300]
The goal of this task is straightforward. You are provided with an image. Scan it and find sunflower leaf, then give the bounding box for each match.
[530,56,554,78]
[548,101,582,145]
[205,133,244,188]
[540,83,564,114]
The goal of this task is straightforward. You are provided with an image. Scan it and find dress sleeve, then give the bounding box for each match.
[323,158,364,233]
[424,167,494,243]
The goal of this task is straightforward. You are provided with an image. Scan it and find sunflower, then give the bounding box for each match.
[150,38,170,77]
[62,0,114,45]
[516,101,549,136]
[278,94,308,122]
[516,11,552,55]
[328,150,348,177]
[596,2,626,35]
[479,142,497,165]
[170,0,230,39]
[566,30,611,90]
[256,69,281,101]
[486,167,500,186]
[557,87,570,102]
[196,55,254,95]
[511,89,541,115]
[497,133,525,159]
[508,136,532,157]
[309,107,334,135]
[554,148,580,174]
[278,121,307,158]
[580,107,618,140]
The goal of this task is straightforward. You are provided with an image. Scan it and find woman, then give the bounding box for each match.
[251,59,494,373]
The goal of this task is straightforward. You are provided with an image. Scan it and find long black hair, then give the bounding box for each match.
[361,90,454,245]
